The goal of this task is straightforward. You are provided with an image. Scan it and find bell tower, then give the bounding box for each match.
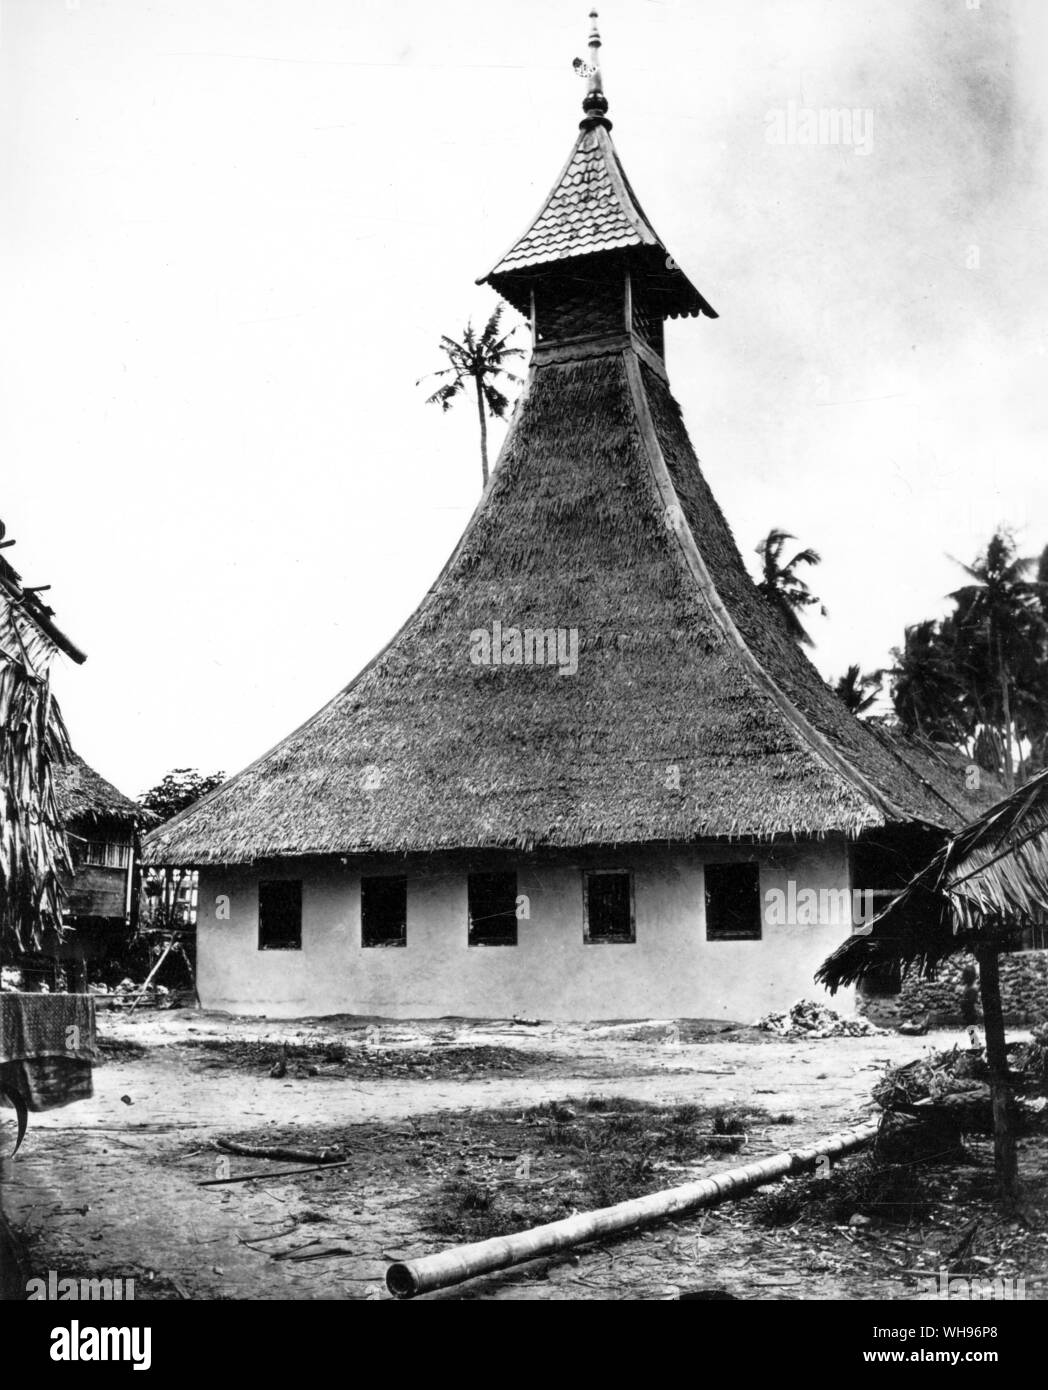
[479,10,716,374]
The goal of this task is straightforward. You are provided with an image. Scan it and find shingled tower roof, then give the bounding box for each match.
[144,14,966,868]
[481,11,716,323]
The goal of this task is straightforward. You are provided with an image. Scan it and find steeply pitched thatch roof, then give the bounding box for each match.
[480,123,716,322]
[54,752,140,828]
[142,16,970,871]
[144,350,965,868]
[818,767,1048,991]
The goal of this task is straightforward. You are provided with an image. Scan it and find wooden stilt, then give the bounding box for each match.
[977,945,1018,1200]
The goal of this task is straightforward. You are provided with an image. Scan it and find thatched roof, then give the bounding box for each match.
[863,720,1006,819]
[144,349,966,868]
[54,752,140,828]
[142,23,967,870]
[819,767,1048,990]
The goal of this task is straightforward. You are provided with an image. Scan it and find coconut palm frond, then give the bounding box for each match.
[755,528,825,646]
[482,384,512,420]
[819,765,1048,991]
[424,379,466,411]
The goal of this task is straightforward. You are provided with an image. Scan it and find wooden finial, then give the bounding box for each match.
[579,8,610,128]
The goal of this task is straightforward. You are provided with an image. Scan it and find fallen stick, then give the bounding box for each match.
[198,1158,357,1187]
[271,1242,356,1262]
[386,1117,881,1299]
[214,1137,343,1164]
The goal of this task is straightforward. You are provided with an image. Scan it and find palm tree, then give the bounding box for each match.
[834,664,882,715]
[755,528,826,647]
[418,306,524,488]
[949,531,1047,793]
[890,617,970,745]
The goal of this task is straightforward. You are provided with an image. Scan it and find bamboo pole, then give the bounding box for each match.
[386,1117,880,1299]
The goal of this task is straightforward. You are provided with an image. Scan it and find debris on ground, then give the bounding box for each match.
[421,1097,779,1242]
[89,980,188,1010]
[214,1136,343,1164]
[755,999,885,1039]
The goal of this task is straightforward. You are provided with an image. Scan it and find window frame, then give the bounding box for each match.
[258,878,303,952]
[361,874,408,948]
[81,841,132,869]
[583,869,635,945]
[704,861,762,942]
[467,870,519,947]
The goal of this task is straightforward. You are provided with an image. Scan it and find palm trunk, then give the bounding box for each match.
[977,946,1018,1200]
[474,376,489,488]
[996,628,1015,793]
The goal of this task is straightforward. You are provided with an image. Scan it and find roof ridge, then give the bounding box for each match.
[597,126,659,246]
[622,350,909,828]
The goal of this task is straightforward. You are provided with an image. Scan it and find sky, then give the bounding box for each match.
[2,0,1046,799]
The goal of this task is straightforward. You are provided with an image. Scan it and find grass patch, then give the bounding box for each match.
[425,1097,773,1242]
[180,1038,551,1079]
[95,1036,150,1062]
[752,1116,958,1229]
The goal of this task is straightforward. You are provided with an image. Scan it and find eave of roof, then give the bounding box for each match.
[54,752,140,826]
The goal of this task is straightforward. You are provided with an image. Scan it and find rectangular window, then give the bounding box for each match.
[467,871,517,946]
[82,841,131,869]
[584,870,634,943]
[705,862,761,940]
[258,879,302,951]
[361,875,407,947]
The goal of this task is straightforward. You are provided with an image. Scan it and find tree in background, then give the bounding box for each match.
[890,531,1048,788]
[948,531,1047,792]
[890,617,970,745]
[755,528,826,647]
[138,769,224,941]
[418,306,524,487]
[833,664,883,715]
[138,768,224,825]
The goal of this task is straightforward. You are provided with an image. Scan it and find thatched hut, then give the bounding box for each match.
[818,767,1048,1195]
[142,15,970,1021]
[818,766,1048,992]
[45,752,142,986]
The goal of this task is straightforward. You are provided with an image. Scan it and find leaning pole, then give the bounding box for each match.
[386,1117,880,1299]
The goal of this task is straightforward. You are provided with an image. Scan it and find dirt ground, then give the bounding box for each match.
[2,1007,1046,1301]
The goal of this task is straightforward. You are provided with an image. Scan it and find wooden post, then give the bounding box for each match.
[977,945,1018,1199]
